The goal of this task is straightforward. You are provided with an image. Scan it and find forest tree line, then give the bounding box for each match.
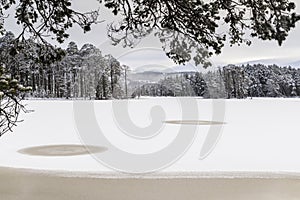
[1,32,300,100]
[0,32,129,100]
[136,64,300,99]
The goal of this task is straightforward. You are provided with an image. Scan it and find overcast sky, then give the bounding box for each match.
[4,0,300,70]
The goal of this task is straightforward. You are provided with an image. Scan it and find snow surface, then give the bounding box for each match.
[0,98,300,178]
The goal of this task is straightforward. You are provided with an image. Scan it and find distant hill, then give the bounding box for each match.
[129,65,201,83]
[133,63,207,74]
[287,60,300,68]
[163,64,201,73]
[128,71,165,83]
[133,65,169,73]
[237,58,300,68]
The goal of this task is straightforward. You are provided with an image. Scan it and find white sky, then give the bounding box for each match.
[4,0,300,70]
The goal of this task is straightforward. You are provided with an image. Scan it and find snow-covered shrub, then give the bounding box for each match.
[0,66,31,136]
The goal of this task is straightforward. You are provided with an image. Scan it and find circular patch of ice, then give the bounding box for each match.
[164,120,225,125]
[18,145,107,157]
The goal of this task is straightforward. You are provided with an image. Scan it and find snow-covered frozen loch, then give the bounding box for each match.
[1,97,300,177]
[1,97,300,200]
